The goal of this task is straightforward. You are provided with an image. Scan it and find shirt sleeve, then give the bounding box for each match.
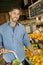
[23,28,31,47]
[0,33,3,48]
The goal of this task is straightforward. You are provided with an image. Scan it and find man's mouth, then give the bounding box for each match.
[13,17,18,19]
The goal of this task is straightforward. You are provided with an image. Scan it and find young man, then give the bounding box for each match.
[0,7,39,65]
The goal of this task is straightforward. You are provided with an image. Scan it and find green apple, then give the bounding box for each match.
[12,59,20,65]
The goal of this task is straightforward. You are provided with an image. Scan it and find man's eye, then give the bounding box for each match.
[17,14,19,15]
[13,12,15,14]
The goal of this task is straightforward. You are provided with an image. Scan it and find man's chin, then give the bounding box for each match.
[12,19,18,23]
[13,20,18,23]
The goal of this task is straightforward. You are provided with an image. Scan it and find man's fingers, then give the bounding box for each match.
[0,49,10,54]
[0,49,5,54]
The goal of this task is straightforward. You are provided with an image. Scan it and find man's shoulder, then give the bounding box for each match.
[0,22,8,27]
[18,23,26,33]
[0,22,8,30]
[18,23,25,29]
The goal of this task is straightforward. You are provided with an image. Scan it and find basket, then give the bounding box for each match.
[9,50,23,65]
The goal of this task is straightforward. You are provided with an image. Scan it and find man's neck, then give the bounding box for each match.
[10,21,16,27]
[10,19,16,27]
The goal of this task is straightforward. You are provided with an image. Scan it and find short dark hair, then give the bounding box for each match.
[8,0,21,12]
[9,5,21,12]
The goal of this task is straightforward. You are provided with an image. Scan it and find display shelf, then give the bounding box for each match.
[25,58,34,65]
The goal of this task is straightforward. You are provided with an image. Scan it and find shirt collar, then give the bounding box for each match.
[7,21,19,27]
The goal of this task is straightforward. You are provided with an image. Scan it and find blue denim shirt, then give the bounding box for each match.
[0,21,31,63]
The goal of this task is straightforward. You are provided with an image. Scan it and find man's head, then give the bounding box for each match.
[7,0,22,23]
[9,7,21,23]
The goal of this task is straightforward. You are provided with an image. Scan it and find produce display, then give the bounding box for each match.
[32,44,38,50]
[25,47,43,65]
[28,53,43,65]
[24,33,43,65]
[28,34,43,40]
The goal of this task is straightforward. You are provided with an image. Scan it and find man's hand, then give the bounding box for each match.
[28,45,40,56]
[0,48,9,54]
[32,50,40,55]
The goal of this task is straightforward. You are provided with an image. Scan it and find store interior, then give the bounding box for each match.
[0,0,43,65]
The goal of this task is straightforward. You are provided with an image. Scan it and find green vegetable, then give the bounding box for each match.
[12,59,20,65]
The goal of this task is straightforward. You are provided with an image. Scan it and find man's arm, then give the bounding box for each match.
[0,48,9,54]
[0,33,9,54]
[27,45,39,55]
[23,29,39,55]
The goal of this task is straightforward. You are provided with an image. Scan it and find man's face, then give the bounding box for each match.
[9,9,20,22]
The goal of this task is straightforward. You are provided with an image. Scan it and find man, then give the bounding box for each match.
[0,7,39,65]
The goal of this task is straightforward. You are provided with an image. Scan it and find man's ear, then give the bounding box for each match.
[9,11,11,15]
